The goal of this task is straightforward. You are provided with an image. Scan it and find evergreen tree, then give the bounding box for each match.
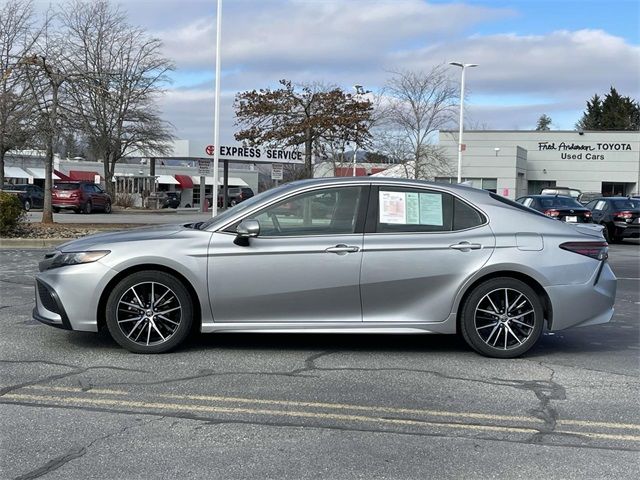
[577,88,639,131]
[535,114,552,131]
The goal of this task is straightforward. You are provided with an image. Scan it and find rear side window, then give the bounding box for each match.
[453,198,486,230]
[54,183,80,190]
[376,187,453,233]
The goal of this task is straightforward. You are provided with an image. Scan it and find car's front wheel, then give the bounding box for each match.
[105,271,194,353]
[460,277,544,358]
[104,201,112,214]
[23,199,31,211]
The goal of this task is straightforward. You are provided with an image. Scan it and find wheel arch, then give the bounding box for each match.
[97,264,202,333]
[455,271,553,331]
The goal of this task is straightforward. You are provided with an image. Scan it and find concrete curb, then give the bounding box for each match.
[0,238,71,249]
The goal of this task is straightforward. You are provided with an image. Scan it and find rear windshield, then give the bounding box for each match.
[489,193,549,218]
[3,184,27,191]
[54,183,81,190]
[611,199,640,210]
[539,197,583,208]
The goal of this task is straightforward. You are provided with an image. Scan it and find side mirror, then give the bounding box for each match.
[236,219,260,238]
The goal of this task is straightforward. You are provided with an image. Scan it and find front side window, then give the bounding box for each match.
[248,187,363,237]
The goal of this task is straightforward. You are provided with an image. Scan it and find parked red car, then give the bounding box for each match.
[52,182,112,214]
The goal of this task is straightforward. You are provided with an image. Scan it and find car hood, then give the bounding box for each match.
[56,223,189,252]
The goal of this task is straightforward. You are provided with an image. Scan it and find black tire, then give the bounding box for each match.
[601,224,610,243]
[104,201,112,214]
[53,207,60,213]
[105,271,194,354]
[230,199,237,207]
[460,277,544,358]
[83,201,92,214]
[23,199,31,211]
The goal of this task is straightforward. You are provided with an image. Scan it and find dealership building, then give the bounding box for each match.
[436,130,640,199]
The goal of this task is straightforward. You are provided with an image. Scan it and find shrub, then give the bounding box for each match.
[115,192,136,208]
[0,191,26,235]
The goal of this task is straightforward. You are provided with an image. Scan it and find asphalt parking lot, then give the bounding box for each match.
[0,242,638,479]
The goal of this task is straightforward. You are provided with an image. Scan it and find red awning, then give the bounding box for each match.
[174,174,194,189]
[335,167,367,177]
[69,170,102,181]
[54,169,72,181]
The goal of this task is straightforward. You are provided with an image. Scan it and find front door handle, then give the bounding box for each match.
[325,244,360,254]
[449,242,482,251]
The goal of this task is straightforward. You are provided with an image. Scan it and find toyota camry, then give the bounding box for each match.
[34,177,616,358]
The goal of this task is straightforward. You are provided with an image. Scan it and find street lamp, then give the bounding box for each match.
[352,84,370,177]
[449,61,478,183]
[211,0,223,217]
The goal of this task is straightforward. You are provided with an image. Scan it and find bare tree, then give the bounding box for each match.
[21,12,70,224]
[375,66,458,179]
[235,80,373,178]
[0,0,39,186]
[62,0,175,196]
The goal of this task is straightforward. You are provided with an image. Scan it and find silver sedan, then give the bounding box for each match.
[34,177,616,358]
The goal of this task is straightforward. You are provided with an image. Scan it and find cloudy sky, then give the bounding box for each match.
[65,0,640,143]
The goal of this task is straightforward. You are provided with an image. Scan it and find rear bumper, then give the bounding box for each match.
[619,224,640,239]
[546,261,617,331]
[52,199,82,209]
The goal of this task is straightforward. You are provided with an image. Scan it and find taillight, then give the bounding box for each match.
[70,192,79,198]
[583,211,592,218]
[613,211,633,219]
[544,209,560,217]
[560,241,608,261]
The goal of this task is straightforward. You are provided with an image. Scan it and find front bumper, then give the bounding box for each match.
[546,261,617,331]
[33,260,119,332]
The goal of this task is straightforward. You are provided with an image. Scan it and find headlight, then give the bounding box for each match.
[49,250,110,269]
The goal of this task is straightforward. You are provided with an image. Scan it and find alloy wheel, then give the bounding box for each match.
[474,288,536,351]
[116,281,182,347]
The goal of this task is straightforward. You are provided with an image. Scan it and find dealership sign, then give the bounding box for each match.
[203,144,303,162]
[537,141,633,160]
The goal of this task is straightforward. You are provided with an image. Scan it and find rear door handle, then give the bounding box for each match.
[325,244,360,254]
[449,242,482,251]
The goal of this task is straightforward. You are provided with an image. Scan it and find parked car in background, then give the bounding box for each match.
[578,191,603,205]
[1,183,44,211]
[516,195,592,223]
[585,197,640,242]
[160,191,181,209]
[540,187,581,199]
[207,186,255,208]
[52,181,111,214]
[34,177,615,358]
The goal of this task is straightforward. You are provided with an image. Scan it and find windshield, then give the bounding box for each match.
[611,199,640,210]
[198,183,292,230]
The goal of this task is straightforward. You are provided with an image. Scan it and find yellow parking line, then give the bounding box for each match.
[3,393,542,436]
[6,392,640,442]
[24,385,640,432]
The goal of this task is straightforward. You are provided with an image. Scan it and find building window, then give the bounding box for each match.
[434,177,497,193]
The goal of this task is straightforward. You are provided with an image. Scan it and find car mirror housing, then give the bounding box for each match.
[236,219,260,238]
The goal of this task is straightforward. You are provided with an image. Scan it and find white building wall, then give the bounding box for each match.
[440,130,640,197]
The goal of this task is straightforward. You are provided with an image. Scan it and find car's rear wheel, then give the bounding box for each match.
[460,277,544,358]
[23,199,31,211]
[105,271,193,353]
[104,201,112,214]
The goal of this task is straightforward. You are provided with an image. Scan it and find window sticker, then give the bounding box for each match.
[379,190,444,226]
[418,193,443,226]
[379,191,406,224]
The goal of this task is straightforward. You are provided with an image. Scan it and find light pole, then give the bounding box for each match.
[211,0,223,217]
[352,84,369,176]
[449,62,477,183]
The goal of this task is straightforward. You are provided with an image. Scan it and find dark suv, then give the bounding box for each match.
[1,184,44,211]
[585,197,640,242]
[207,186,255,208]
[52,182,112,214]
